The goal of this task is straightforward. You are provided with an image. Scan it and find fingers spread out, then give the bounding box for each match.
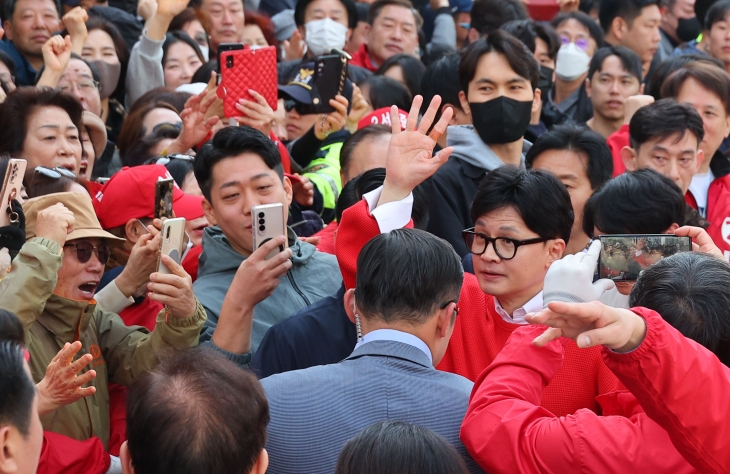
[428,106,453,143]
[418,95,442,135]
[406,95,424,131]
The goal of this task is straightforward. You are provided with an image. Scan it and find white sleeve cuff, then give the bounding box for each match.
[362,185,414,234]
[94,280,135,314]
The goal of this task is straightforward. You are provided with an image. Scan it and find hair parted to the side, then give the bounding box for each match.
[628,99,704,150]
[0,339,35,438]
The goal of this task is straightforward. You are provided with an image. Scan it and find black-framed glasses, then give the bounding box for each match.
[146,154,195,166]
[440,299,459,320]
[462,228,548,260]
[64,241,111,265]
[283,99,307,114]
[34,166,77,179]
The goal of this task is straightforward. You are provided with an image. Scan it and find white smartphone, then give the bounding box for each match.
[251,203,286,260]
[157,217,187,274]
[0,159,26,227]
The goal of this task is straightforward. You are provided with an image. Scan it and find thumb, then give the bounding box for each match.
[592,278,616,296]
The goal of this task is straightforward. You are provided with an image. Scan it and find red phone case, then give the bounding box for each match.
[219,45,278,118]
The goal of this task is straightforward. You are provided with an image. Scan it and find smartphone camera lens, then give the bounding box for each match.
[259,218,265,225]
[258,212,265,218]
[259,225,266,232]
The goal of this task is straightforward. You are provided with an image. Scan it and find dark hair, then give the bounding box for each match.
[0,50,17,84]
[471,166,574,243]
[35,53,101,89]
[295,0,358,29]
[599,0,661,33]
[122,127,181,167]
[0,340,35,438]
[165,158,195,188]
[631,252,730,365]
[84,16,131,102]
[661,62,730,116]
[500,19,561,62]
[340,124,391,179]
[419,52,462,123]
[192,61,217,84]
[4,0,60,22]
[629,99,704,151]
[126,347,269,474]
[169,7,200,32]
[244,11,277,47]
[162,31,205,71]
[375,54,426,97]
[355,228,463,324]
[470,0,528,36]
[582,168,686,236]
[367,0,419,28]
[336,167,429,229]
[194,126,283,202]
[587,45,642,82]
[525,122,613,190]
[116,101,180,161]
[705,0,730,30]
[360,75,412,111]
[459,30,540,96]
[130,88,192,115]
[0,309,23,344]
[335,421,469,474]
[0,87,84,158]
[645,54,724,100]
[579,0,603,16]
[550,11,605,47]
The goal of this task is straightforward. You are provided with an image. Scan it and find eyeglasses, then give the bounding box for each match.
[34,166,77,179]
[462,228,548,260]
[64,241,111,265]
[560,36,590,51]
[152,122,183,134]
[147,153,195,166]
[283,99,307,114]
[58,80,100,94]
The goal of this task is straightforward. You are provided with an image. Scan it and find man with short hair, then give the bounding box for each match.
[0,340,43,474]
[600,0,662,77]
[468,0,527,39]
[423,30,540,257]
[261,228,483,473]
[349,0,420,72]
[621,99,705,194]
[658,0,702,61]
[121,347,270,474]
[196,0,245,55]
[0,0,61,85]
[585,46,643,139]
[193,126,341,365]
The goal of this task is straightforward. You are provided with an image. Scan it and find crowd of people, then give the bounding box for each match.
[0,0,729,472]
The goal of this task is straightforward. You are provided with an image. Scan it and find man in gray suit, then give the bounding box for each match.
[260,228,483,474]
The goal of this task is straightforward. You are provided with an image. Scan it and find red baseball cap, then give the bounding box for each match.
[358,107,408,130]
[93,165,204,229]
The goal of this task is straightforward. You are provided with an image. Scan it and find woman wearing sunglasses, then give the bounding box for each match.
[0,191,206,450]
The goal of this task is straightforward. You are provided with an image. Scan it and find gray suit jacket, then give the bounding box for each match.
[260,340,484,474]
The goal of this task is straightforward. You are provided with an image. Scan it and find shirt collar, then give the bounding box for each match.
[354,328,433,364]
[494,291,543,325]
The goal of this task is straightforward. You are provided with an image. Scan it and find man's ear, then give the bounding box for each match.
[531,87,542,115]
[250,449,269,474]
[468,27,479,42]
[2,20,12,41]
[611,16,627,41]
[120,441,135,474]
[124,219,142,244]
[344,288,356,324]
[458,90,471,117]
[0,426,19,473]
[639,82,645,95]
[585,77,592,98]
[547,238,566,263]
[282,175,293,206]
[297,25,306,40]
[202,197,217,226]
[621,146,639,171]
[695,148,705,172]
[436,302,455,339]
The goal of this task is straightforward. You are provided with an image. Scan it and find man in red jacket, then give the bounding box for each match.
[520,251,730,474]
[336,95,623,418]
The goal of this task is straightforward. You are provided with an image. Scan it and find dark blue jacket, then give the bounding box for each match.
[0,41,36,86]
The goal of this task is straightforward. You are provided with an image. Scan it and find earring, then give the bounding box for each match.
[355,313,363,343]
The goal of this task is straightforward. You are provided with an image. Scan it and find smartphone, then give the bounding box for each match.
[309,49,351,114]
[252,203,286,260]
[216,42,244,77]
[154,178,175,219]
[0,159,26,227]
[220,45,278,118]
[157,217,187,275]
[597,234,692,281]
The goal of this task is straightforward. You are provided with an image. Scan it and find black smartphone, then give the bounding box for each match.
[216,42,245,77]
[154,178,175,219]
[309,49,351,114]
[597,234,692,281]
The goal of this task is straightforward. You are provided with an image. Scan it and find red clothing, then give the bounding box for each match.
[606,124,629,177]
[182,244,203,282]
[271,131,291,174]
[349,44,379,72]
[461,324,698,474]
[336,199,622,416]
[603,307,730,474]
[313,221,338,254]
[686,169,730,263]
[38,431,110,474]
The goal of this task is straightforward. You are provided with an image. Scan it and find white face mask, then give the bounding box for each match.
[199,45,210,62]
[305,18,348,57]
[555,42,591,82]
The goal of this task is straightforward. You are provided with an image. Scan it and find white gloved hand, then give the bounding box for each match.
[107,455,122,474]
[599,285,631,309]
[543,241,615,307]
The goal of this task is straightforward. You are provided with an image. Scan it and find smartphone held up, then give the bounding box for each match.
[597,234,692,282]
[252,203,286,260]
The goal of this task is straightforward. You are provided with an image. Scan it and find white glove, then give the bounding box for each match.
[599,285,631,309]
[107,455,122,474]
[543,241,615,307]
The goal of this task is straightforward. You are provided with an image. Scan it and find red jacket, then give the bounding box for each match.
[313,221,338,254]
[606,124,629,177]
[603,307,730,474]
[336,199,622,416]
[349,44,379,73]
[38,431,110,474]
[461,324,698,474]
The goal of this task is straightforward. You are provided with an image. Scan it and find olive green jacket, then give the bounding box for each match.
[0,238,206,448]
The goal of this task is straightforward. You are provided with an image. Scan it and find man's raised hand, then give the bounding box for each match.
[378,95,453,206]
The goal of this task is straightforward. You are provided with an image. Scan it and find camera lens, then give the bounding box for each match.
[259,225,266,232]
[258,212,265,218]
[259,218,265,225]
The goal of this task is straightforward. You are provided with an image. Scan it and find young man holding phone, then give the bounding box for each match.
[192,126,342,366]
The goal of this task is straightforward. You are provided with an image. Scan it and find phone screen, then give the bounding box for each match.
[154,179,175,219]
[598,234,692,281]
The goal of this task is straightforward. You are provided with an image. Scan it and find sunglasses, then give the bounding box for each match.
[64,241,111,265]
[146,153,195,166]
[152,122,183,134]
[34,166,77,179]
[283,99,308,114]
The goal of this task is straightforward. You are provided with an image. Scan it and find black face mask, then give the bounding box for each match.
[676,17,702,43]
[538,65,554,94]
[469,96,533,145]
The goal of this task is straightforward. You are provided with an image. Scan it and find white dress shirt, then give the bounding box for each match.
[494,291,543,325]
[354,328,433,364]
[363,186,414,233]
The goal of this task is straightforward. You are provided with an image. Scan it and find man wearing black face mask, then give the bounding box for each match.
[658,0,702,61]
[422,30,540,257]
